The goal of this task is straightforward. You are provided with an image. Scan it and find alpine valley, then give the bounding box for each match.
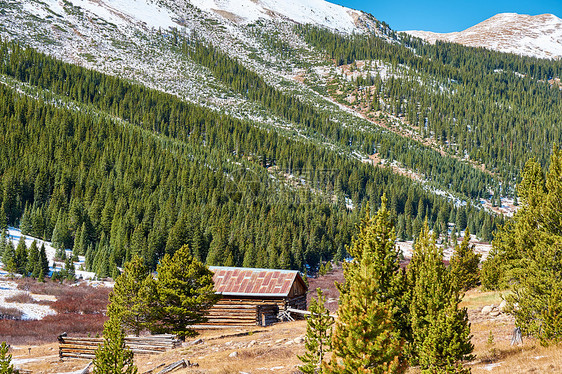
[1,0,562,274]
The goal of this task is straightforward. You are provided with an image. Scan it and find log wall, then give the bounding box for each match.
[58,334,181,360]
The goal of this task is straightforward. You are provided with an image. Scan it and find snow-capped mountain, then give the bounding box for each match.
[188,0,375,33]
[0,0,379,119]
[405,13,562,60]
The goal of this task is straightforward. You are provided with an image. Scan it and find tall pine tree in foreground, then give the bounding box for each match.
[148,244,219,340]
[326,200,406,373]
[484,149,562,344]
[299,288,334,374]
[108,255,152,336]
[408,222,473,373]
[93,316,138,374]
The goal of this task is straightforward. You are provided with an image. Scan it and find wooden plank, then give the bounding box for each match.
[155,359,187,374]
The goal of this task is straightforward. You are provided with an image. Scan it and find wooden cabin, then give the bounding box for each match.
[204,266,308,327]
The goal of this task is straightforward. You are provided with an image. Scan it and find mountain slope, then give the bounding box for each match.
[405,13,562,60]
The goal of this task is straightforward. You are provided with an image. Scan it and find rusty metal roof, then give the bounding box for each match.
[209,266,305,297]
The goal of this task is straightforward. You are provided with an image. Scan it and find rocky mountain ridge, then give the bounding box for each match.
[405,13,562,60]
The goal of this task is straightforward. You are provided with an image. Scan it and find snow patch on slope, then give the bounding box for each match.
[405,13,562,60]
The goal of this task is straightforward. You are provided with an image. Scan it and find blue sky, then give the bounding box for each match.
[331,0,562,32]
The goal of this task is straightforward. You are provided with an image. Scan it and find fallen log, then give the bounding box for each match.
[155,359,187,374]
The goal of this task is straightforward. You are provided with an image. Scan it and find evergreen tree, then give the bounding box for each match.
[0,211,7,231]
[487,150,562,344]
[39,243,49,277]
[64,257,75,280]
[2,241,17,275]
[149,244,219,340]
[108,255,152,336]
[449,229,481,292]
[92,316,138,374]
[0,341,15,374]
[338,197,409,341]
[14,236,27,275]
[26,240,40,278]
[0,230,8,258]
[298,289,334,374]
[326,201,406,374]
[408,222,473,372]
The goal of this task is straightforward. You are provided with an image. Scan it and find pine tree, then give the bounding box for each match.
[92,316,138,374]
[27,240,40,278]
[0,230,8,258]
[339,197,409,341]
[325,200,406,374]
[150,244,220,340]
[64,257,75,280]
[449,229,481,292]
[298,288,334,374]
[408,222,473,372]
[14,236,28,275]
[0,341,15,374]
[2,240,17,275]
[484,151,562,344]
[39,243,49,276]
[0,211,7,231]
[108,255,152,336]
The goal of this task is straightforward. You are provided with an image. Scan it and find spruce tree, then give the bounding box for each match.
[26,240,40,277]
[0,341,15,374]
[2,241,17,275]
[298,289,334,374]
[150,244,219,340]
[325,200,406,374]
[14,236,28,275]
[108,255,152,336]
[408,222,473,372]
[0,230,8,258]
[484,150,562,344]
[0,211,7,231]
[92,316,138,374]
[449,229,481,292]
[39,243,49,276]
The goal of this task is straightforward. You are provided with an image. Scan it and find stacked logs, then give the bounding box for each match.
[58,334,181,360]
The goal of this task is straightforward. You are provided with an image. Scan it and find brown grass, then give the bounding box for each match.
[307,265,343,313]
[4,292,49,304]
[0,306,23,320]
[0,278,110,346]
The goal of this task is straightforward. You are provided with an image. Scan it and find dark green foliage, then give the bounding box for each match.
[14,236,27,275]
[326,200,406,373]
[39,243,49,277]
[298,25,562,185]
[26,240,40,278]
[449,229,481,291]
[148,244,220,340]
[0,342,15,374]
[298,289,334,374]
[92,316,138,374]
[107,255,152,336]
[1,240,16,275]
[0,39,499,276]
[486,148,562,345]
[408,223,473,372]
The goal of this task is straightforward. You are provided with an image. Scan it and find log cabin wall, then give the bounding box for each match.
[205,266,308,327]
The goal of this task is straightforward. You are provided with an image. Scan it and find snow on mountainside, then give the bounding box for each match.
[0,0,378,128]
[405,13,562,60]
[189,0,374,33]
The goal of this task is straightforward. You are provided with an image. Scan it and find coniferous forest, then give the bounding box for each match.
[0,37,505,276]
